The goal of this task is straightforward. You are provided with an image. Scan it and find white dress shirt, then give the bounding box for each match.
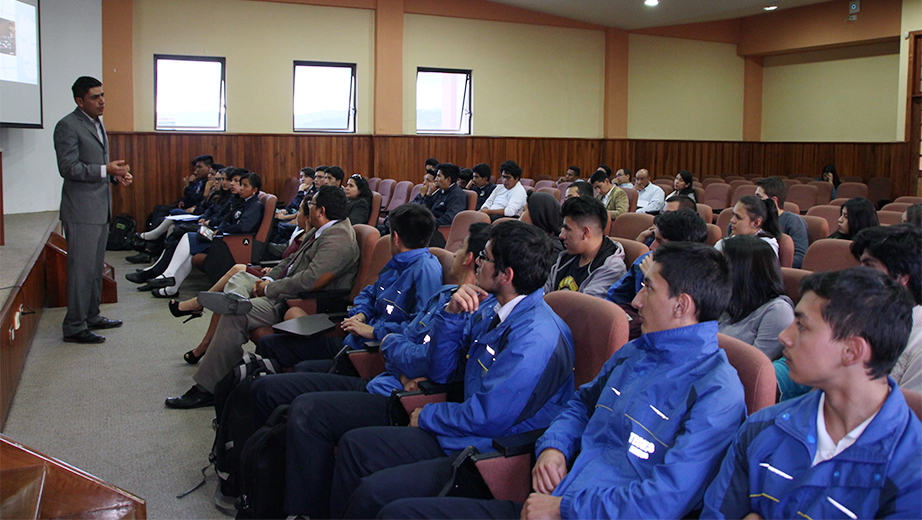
[636,183,666,214]
[481,181,527,217]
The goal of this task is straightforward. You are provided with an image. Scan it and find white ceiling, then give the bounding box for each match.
[488,0,836,30]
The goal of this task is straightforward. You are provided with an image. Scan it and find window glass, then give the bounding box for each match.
[293,61,356,132]
[155,55,225,131]
[416,68,471,134]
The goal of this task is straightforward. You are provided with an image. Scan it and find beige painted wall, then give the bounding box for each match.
[626,34,744,141]
[402,14,605,138]
[132,0,375,133]
[762,45,900,142]
[897,0,922,140]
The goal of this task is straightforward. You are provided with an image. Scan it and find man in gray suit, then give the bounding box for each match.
[165,185,361,408]
[54,76,133,344]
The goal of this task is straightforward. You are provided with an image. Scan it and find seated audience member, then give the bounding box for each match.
[715,195,781,257]
[775,225,922,399]
[545,196,627,298]
[177,154,214,214]
[556,165,580,185]
[424,157,439,179]
[520,191,564,259]
[255,204,443,368]
[457,167,473,188]
[594,164,612,180]
[755,176,808,268]
[717,235,794,360]
[248,224,494,519]
[313,166,328,187]
[163,186,361,409]
[381,241,746,520]
[324,165,345,188]
[607,208,708,305]
[589,168,629,220]
[816,163,841,199]
[345,174,374,225]
[412,170,437,203]
[903,203,922,227]
[326,221,576,520]
[414,162,467,227]
[636,194,697,246]
[634,168,666,214]
[702,268,920,520]
[666,170,697,201]
[829,196,879,240]
[470,163,495,209]
[565,180,593,200]
[614,167,633,188]
[480,160,527,219]
[273,166,315,242]
[146,173,265,297]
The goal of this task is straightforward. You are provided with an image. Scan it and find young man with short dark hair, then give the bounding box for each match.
[324,165,345,187]
[480,160,527,218]
[755,176,808,268]
[414,162,468,227]
[329,221,576,519]
[470,163,495,209]
[703,267,920,520]
[589,168,629,220]
[545,196,626,298]
[381,241,746,520]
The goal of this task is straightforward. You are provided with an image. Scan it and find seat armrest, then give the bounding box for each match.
[257,259,282,267]
[492,428,547,457]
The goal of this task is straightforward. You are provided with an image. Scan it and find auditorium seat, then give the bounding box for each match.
[429,247,457,284]
[867,177,891,207]
[743,174,763,181]
[724,175,744,182]
[378,181,413,224]
[778,233,794,268]
[705,223,722,246]
[556,182,572,201]
[716,207,733,235]
[610,237,650,266]
[377,179,396,207]
[805,206,840,237]
[696,203,713,223]
[367,177,381,192]
[610,213,654,241]
[783,202,800,215]
[728,179,753,193]
[444,211,490,252]
[193,191,277,271]
[781,267,811,306]
[801,215,830,245]
[788,184,819,213]
[782,178,801,190]
[834,182,868,200]
[621,187,638,212]
[693,186,705,202]
[903,389,922,420]
[463,189,478,210]
[802,239,860,272]
[807,181,832,205]
[702,177,725,188]
[840,176,863,183]
[703,183,732,212]
[519,178,534,187]
[717,333,777,414]
[881,202,913,213]
[895,196,922,204]
[409,183,423,203]
[794,176,815,184]
[366,192,382,226]
[730,184,757,207]
[277,176,301,208]
[876,210,903,226]
[653,179,674,192]
[534,180,556,190]
[536,187,561,200]
[827,198,847,207]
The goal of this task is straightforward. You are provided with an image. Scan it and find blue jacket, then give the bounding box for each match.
[606,250,651,304]
[365,285,496,396]
[217,194,263,235]
[420,289,575,453]
[702,379,922,520]
[347,248,442,351]
[537,321,747,520]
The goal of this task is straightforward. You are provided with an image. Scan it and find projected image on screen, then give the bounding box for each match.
[0,0,37,85]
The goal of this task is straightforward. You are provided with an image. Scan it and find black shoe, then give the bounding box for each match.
[183,349,203,365]
[126,270,154,284]
[169,299,203,323]
[146,276,176,289]
[152,287,177,298]
[165,386,214,409]
[197,292,253,315]
[126,252,152,264]
[87,317,122,330]
[63,330,105,344]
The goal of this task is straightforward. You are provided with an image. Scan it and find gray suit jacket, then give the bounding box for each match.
[264,219,361,302]
[54,108,112,224]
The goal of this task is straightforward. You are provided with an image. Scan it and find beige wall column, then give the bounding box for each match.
[375,0,403,134]
[604,28,629,139]
[743,56,763,141]
[101,0,134,131]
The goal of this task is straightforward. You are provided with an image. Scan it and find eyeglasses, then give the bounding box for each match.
[306,200,315,208]
[477,250,495,264]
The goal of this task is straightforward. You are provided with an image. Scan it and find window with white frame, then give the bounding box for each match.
[416,68,471,134]
[293,61,356,133]
[155,55,226,131]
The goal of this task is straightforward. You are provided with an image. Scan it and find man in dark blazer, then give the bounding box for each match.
[54,76,133,343]
[165,186,361,408]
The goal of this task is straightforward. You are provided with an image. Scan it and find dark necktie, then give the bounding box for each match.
[282,232,317,278]
[487,315,501,331]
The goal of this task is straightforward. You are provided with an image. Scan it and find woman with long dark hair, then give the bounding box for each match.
[716,195,781,257]
[817,164,841,199]
[666,170,696,202]
[345,174,374,225]
[829,197,878,240]
[717,235,794,360]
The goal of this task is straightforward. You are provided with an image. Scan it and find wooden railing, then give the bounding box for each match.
[108,132,913,225]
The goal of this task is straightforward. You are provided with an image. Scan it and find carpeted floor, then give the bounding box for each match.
[3,249,231,519]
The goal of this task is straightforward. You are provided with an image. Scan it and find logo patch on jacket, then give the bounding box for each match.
[628,432,655,459]
[234,210,242,219]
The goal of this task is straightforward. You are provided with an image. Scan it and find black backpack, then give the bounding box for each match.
[210,353,280,499]
[235,405,289,519]
[106,213,136,250]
